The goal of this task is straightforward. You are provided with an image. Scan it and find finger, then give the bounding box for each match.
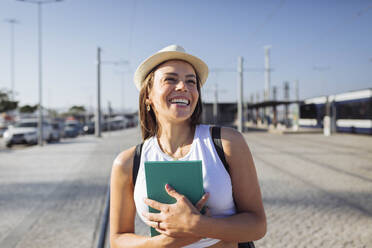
[143,197,167,212]
[141,211,162,222]
[144,220,167,233]
[143,219,159,229]
[195,192,210,211]
[165,184,184,201]
[155,227,168,235]
[205,207,211,217]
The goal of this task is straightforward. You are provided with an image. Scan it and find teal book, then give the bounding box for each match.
[144,160,204,237]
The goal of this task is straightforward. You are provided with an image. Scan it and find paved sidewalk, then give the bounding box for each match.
[250,133,372,248]
[0,129,371,247]
[0,128,141,248]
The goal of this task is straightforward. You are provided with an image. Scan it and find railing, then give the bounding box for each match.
[97,184,110,248]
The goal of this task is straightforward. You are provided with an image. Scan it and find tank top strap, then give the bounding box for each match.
[194,124,211,141]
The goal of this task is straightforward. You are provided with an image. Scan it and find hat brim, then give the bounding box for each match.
[134,50,209,91]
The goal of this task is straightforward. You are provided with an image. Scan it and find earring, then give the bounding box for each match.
[147,104,151,112]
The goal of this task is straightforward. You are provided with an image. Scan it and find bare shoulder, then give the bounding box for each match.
[111,146,137,184]
[218,127,253,171]
[220,126,244,140]
[220,126,247,149]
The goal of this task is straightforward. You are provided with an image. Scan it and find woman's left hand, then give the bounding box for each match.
[142,184,209,238]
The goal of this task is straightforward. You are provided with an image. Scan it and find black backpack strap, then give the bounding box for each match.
[211,126,256,248]
[211,126,229,173]
[132,143,143,186]
[238,242,255,248]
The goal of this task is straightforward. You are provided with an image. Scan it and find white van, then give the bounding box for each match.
[3,119,53,147]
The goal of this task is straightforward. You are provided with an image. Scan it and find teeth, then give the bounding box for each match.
[170,98,189,105]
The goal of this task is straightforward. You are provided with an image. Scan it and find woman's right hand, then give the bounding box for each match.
[143,185,210,238]
[156,194,212,248]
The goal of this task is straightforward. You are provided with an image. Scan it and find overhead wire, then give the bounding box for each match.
[210,1,286,75]
[250,0,287,38]
[322,3,372,39]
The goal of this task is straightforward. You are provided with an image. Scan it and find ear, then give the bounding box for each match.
[145,99,151,105]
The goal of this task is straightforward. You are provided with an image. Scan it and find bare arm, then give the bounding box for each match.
[109,147,202,248]
[192,127,266,242]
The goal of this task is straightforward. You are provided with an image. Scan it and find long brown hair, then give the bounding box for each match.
[139,61,203,141]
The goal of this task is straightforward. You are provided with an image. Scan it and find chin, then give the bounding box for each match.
[170,112,193,122]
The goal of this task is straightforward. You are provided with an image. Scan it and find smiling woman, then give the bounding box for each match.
[110,45,266,248]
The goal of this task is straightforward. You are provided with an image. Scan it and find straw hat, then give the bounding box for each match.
[133,44,209,91]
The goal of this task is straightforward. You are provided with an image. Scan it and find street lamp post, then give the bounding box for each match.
[95,52,129,138]
[16,0,64,146]
[4,19,19,101]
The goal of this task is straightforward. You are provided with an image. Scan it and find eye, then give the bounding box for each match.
[165,77,177,83]
[187,80,196,85]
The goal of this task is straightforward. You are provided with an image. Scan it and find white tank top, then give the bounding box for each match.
[133,124,236,247]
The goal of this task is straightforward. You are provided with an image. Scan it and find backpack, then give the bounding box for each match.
[132,126,255,248]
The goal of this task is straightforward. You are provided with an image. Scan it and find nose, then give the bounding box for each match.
[175,79,188,91]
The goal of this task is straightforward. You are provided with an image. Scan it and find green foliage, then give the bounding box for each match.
[69,105,86,114]
[0,90,18,113]
[19,104,38,113]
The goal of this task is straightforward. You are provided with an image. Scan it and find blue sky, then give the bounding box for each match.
[0,0,371,113]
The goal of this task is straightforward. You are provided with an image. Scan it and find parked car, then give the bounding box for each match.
[104,116,128,131]
[0,126,7,138]
[83,122,95,134]
[51,122,63,142]
[3,119,53,147]
[64,121,81,138]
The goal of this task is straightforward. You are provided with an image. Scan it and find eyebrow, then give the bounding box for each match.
[164,72,196,78]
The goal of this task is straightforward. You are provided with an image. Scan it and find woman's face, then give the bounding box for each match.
[147,60,199,124]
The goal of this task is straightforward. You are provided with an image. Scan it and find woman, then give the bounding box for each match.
[110,45,266,248]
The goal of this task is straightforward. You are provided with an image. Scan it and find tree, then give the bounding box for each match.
[61,105,87,123]
[69,105,86,114]
[19,104,38,113]
[0,90,18,113]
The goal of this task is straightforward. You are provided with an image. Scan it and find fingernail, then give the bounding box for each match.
[165,184,172,190]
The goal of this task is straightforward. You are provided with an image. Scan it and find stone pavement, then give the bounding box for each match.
[0,128,371,247]
[0,128,141,248]
[249,133,372,248]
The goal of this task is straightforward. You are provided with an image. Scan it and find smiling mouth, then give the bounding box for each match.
[169,98,190,106]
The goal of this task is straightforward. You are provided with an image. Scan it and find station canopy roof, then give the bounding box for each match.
[248,100,302,108]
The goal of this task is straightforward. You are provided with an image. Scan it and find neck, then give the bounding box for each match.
[157,121,195,154]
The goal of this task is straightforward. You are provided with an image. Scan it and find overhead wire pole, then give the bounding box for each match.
[264,45,271,101]
[293,80,300,130]
[210,66,271,129]
[263,45,272,125]
[95,47,102,137]
[16,0,64,146]
[37,1,43,145]
[237,56,244,132]
[4,19,19,101]
[95,53,129,137]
